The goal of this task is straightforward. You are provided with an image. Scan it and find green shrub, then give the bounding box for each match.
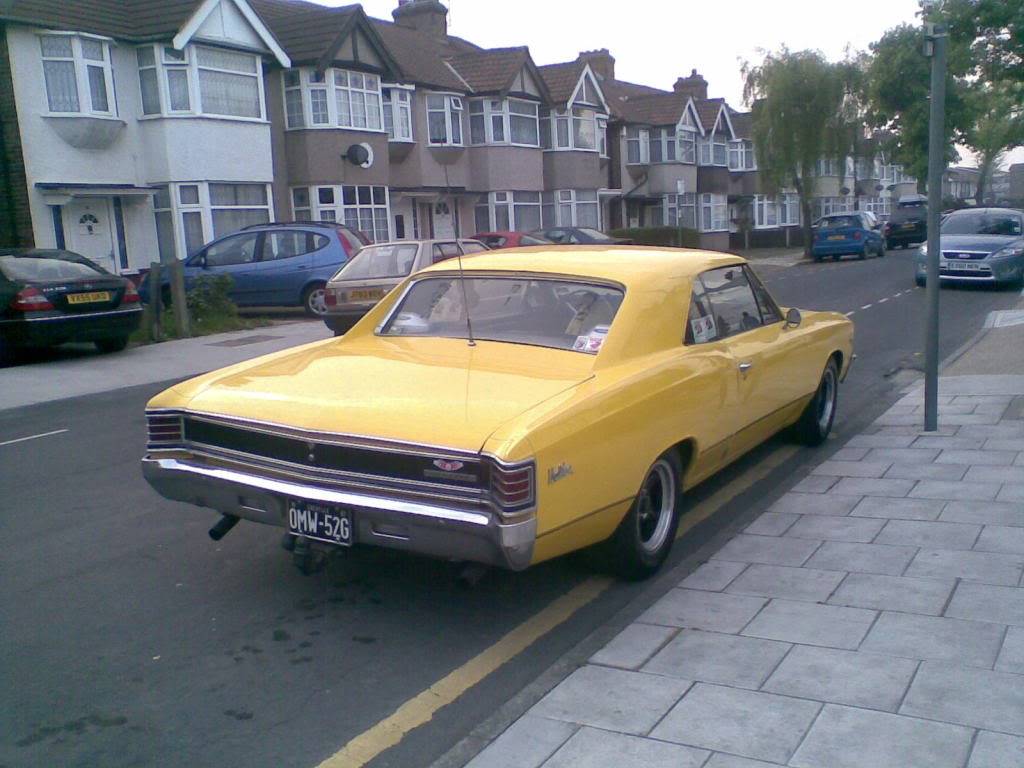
[187,274,237,325]
[608,226,700,248]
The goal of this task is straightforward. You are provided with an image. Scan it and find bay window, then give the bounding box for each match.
[41,34,115,116]
[335,70,381,130]
[753,195,778,228]
[677,128,696,164]
[209,183,270,235]
[699,133,728,166]
[700,193,728,232]
[467,98,540,146]
[728,140,756,171]
[474,191,542,232]
[664,193,697,229]
[284,70,303,127]
[382,88,413,141]
[541,190,599,228]
[572,107,596,150]
[648,128,677,163]
[137,44,263,119]
[281,67,384,130]
[196,47,261,118]
[626,126,650,165]
[427,94,463,145]
[152,182,272,261]
[542,108,603,152]
[295,185,390,242]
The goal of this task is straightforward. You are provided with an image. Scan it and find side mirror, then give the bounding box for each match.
[785,307,802,328]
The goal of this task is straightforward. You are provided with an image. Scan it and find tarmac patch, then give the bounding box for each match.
[205,334,283,347]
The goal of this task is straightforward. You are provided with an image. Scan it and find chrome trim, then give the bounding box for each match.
[2,306,143,324]
[146,457,491,526]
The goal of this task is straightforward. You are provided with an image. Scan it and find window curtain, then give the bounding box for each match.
[198,70,259,118]
[43,61,79,112]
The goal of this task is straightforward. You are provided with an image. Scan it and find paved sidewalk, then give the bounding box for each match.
[468,389,1024,761]
[0,320,330,412]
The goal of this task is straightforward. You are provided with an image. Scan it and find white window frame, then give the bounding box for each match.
[779,193,801,226]
[700,193,728,232]
[677,126,697,164]
[728,140,756,171]
[301,185,391,242]
[626,126,650,165]
[598,117,608,158]
[279,66,384,131]
[39,33,116,117]
[426,93,464,146]
[382,85,413,141]
[542,189,601,229]
[664,193,696,229]
[467,97,540,147]
[753,195,778,229]
[541,106,604,153]
[648,127,677,164]
[474,191,542,232]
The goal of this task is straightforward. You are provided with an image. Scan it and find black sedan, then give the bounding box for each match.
[531,227,634,245]
[0,248,143,362]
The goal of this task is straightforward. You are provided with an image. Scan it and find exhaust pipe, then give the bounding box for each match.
[209,514,240,541]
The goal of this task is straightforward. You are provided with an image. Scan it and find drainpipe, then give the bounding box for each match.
[621,172,648,228]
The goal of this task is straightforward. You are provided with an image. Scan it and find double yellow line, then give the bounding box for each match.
[319,444,796,768]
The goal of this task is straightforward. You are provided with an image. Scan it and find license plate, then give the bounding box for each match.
[287,499,353,546]
[901,223,916,230]
[67,291,110,304]
[942,261,982,271]
[347,289,385,302]
[827,234,845,241]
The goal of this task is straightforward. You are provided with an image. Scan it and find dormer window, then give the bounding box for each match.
[40,34,115,117]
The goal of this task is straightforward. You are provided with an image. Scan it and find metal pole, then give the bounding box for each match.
[923,24,947,432]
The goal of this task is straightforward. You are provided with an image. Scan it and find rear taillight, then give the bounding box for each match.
[325,288,338,307]
[123,281,140,304]
[489,460,536,516]
[146,410,184,448]
[10,287,54,312]
[853,231,862,240]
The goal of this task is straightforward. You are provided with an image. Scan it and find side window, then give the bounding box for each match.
[699,266,764,338]
[263,231,326,261]
[432,242,461,263]
[460,241,487,255]
[546,229,568,243]
[204,233,259,267]
[745,266,781,325]
[685,277,719,344]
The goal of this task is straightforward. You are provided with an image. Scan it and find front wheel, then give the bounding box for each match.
[792,358,839,446]
[608,452,682,580]
[915,275,926,288]
[302,283,328,317]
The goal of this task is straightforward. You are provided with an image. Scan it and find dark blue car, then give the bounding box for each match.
[811,212,886,262]
[143,222,368,316]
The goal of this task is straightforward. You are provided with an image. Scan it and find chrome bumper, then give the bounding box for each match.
[141,456,536,570]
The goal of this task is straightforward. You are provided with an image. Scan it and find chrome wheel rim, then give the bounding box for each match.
[817,366,837,432]
[307,288,328,316]
[637,460,675,555]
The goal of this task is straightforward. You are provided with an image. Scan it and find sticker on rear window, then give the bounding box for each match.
[691,315,716,343]
[574,325,609,354]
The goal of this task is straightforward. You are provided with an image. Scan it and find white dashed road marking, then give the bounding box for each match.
[0,429,68,447]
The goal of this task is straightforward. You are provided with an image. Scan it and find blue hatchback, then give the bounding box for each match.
[811,212,886,262]
[144,222,368,316]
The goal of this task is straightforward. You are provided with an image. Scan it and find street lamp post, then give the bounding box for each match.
[923,13,947,432]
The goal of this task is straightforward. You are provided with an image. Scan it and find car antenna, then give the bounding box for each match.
[456,248,476,347]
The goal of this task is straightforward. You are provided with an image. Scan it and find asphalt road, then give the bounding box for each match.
[1,248,1020,768]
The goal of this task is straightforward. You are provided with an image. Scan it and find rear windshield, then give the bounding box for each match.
[520,235,550,246]
[577,228,609,239]
[818,216,860,229]
[0,251,107,281]
[941,212,1023,236]
[336,243,419,280]
[380,276,625,353]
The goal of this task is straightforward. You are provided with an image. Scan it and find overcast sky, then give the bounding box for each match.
[321,0,1023,169]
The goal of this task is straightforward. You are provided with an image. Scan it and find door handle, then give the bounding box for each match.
[739,361,753,373]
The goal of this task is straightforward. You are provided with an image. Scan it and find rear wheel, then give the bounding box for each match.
[793,358,839,446]
[833,254,842,262]
[303,283,328,317]
[857,246,867,260]
[95,336,129,354]
[915,275,926,287]
[609,451,682,580]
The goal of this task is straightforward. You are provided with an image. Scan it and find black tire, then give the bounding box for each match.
[915,275,926,287]
[857,245,867,260]
[877,241,886,258]
[813,255,823,263]
[793,358,840,446]
[95,336,129,354]
[608,451,683,580]
[833,254,842,262]
[302,283,328,317]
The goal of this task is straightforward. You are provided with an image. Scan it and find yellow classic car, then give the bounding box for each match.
[142,247,853,579]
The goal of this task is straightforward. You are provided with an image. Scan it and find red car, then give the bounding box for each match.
[470,231,552,249]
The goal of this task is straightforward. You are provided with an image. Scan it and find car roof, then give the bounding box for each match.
[362,238,479,247]
[241,221,355,231]
[947,207,1022,216]
[417,245,745,288]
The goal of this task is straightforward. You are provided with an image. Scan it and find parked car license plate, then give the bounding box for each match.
[901,223,916,230]
[942,260,982,271]
[827,235,845,241]
[67,291,111,304]
[287,499,353,546]
[347,289,385,302]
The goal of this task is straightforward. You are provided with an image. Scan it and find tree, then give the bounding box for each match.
[963,83,1024,202]
[945,0,1024,88]
[743,49,846,256]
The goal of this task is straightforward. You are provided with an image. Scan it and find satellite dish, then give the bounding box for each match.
[839,186,851,196]
[344,143,373,168]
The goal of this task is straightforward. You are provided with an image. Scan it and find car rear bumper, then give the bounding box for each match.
[141,455,537,570]
[811,242,867,256]
[0,307,142,346]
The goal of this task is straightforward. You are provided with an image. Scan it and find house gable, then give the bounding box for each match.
[569,64,608,113]
[510,65,542,98]
[173,0,289,66]
[677,98,703,135]
[319,10,400,80]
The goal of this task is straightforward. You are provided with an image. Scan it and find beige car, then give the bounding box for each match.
[322,239,487,334]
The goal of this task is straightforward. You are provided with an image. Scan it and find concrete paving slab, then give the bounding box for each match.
[939,499,1024,527]
[828,573,954,616]
[804,541,917,576]
[946,582,1024,626]
[849,496,945,521]
[789,475,839,494]
[791,704,972,768]
[589,623,677,671]
[650,683,820,764]
[726,564,845,602]
[974,525,1024,555]
[967,731,1024,768]
[743,512,800,537]
[846,434,916,448]
[785,515,886,543]
[703,755,785,768]
[811,461,892,479]
[762,646,917,712]
[902,662,1024,735]
[958,423,1024,438]
[642,629,790,689]
[637,589,767,633]
[830,447,870,461]
[884,462,969,480]
[938,449,1018,466]
[863,448,940,465]
[541,727,709,768]
[963,465,1024,484]
[995,626,1024,674]
[531,666,691,736]
[984,438,1024,451]
[678,561,748,592]
[741,599,876,650]
[861,612,1006,667]
[465,714,577,768]
[874,519,981,550]
[912,435,986,450]
[910,480,1001,501]
[830,477,914,497]
[905,548,1024,586]
[711,534,821,567]
[998,484,1024,502]
[768,493,861,516]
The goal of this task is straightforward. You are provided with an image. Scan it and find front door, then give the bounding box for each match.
[66,198,116,273]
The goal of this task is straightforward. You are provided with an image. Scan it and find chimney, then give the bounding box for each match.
[673,68,708,100]
[392,0,448,39]
[578,49,615,81]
